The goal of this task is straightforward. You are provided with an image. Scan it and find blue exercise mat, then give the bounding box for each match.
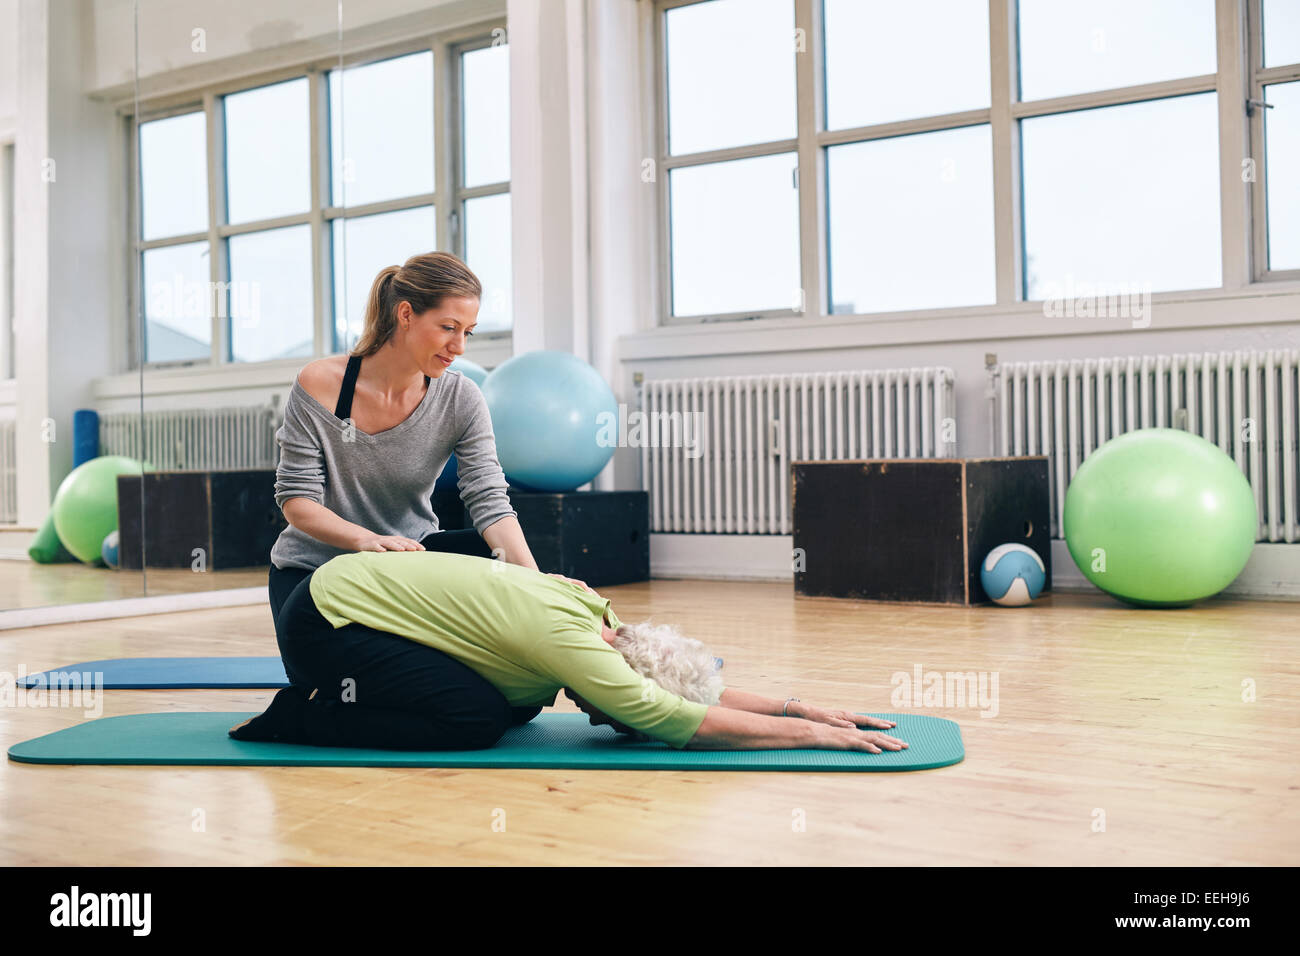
[18,657,288,690]
[7,712,964,771]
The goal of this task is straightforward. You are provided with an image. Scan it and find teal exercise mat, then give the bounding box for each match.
[17,657,288,690]
[8,712,963,771]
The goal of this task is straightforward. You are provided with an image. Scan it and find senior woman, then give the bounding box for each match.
[269,251,540,647]
[231,550,909,754]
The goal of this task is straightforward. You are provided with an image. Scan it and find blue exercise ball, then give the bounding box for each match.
[435,360,489,492]
[101,530,120,569]
[481,351,618,492]
[435,454,460,493]
[448,357,488,388]
[980,543,1046,607]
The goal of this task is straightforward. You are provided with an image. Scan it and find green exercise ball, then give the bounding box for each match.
[50,455,147,565]
[1063,428,1256,607]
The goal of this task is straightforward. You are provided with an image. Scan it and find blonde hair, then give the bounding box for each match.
[612,621,724,706]
[352,252,482,358]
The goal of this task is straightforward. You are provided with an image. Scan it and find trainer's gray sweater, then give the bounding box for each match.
[269,369,517,571]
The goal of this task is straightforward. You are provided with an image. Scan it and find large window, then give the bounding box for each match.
[659,0,999,321]
[824,0,995,315]
[137,111,211,363]
[1018,0,1221,298]
[662,0,801,319]
[224,78,313,362]
[458,40,512,333]
[329,52,436,350]
[1256,0,1300,274]
[131,29,510,369]
[656,0,1295,324]
[1021,94,1221,299]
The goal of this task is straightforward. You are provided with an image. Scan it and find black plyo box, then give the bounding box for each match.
[792,457,1051,605]
[507,488,649,587]
[431,482,467,531]
[117,469,287,570]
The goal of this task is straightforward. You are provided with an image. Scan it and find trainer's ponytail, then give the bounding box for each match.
[351,253,482,358]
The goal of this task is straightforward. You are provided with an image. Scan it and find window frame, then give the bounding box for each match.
[652,0,1284,327]
[452,33,514,333]
[125,20,510,372]
[1248,0,1300,281]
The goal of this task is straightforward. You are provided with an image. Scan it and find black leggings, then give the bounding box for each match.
[269,529,540,750]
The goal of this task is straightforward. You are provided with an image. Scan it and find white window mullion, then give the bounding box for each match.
[794,0,825,320]
[989,0,1022,304]
[1219,0,1252,288]
[654,3,672,324]
[308,69,328,356]
[128,115,142,371]
[434,38,454,256]
[205,91,228,365]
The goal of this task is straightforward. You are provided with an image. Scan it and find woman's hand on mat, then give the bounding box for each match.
[814,725,908,754]
[353,532,426,553]
[791,701,897,732]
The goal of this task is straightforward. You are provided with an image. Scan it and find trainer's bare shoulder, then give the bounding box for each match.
[296,356,348,409]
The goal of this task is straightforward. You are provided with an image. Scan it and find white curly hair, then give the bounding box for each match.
[611,620,724,706]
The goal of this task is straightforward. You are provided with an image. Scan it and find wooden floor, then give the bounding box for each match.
[0,562,269,610]
[0,580,1296,865]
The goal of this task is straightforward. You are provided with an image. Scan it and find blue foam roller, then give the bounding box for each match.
[72,409,100,467]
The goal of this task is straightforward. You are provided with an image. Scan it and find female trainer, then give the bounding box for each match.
[268,252,541,683]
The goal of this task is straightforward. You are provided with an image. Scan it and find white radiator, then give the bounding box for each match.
[641,367,957,534]
[0,417,15,524]
[991,349,1299,543]
[99,405,279,471]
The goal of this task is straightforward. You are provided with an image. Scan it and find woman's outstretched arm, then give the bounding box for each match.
[717,688,897,730]
[685,706,907,753]
[717,688,794,716]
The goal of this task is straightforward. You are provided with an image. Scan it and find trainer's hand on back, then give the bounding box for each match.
[354,532,426,553]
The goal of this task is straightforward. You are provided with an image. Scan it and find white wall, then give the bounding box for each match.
[0,0,17,125]
[11,0,120,527]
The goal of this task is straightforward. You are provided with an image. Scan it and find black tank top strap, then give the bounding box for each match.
[334,355,431,420]
[335,354,362,420]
